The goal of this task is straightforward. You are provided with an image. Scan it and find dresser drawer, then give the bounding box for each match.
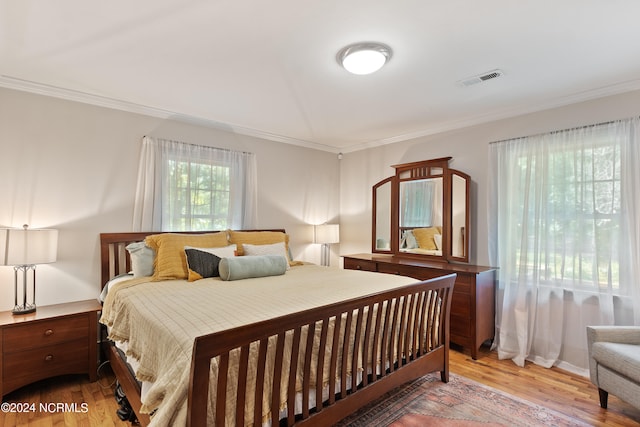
[344,258,377,272]
[451,292,471,317]
[3,314,88,352]
[3,339,89,394]
[377,263,445,281]
[453,273,473,294]
[450,314,471,338]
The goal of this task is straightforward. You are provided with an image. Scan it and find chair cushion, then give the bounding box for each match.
[592,342,640,383]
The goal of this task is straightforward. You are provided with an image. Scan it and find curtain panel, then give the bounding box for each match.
[488,117,640,373]
[133,136,257,232]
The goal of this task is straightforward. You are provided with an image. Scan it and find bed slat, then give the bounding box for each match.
[286,327,301,426]
[271,332,286,427]
[236,345,250,426]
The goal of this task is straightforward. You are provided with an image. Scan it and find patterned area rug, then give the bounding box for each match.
[335,373,590,427]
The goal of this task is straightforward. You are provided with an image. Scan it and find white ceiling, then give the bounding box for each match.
[2,0,640,153]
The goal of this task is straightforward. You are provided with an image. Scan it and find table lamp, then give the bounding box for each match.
[0,225,58,314]
[314,224,339,267]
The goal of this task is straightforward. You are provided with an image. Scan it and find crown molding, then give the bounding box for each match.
[3,75,640,155]
[341,78,640,153]
[0,75,339,154]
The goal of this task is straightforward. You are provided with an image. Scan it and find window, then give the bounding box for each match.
[490,123,630,294]
[165,158,231,231]
[133,137,257,232]
[512,139,621,291]
[488,117,640,371]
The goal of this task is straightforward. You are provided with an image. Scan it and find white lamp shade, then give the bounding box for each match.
[314,224,340,244]
[0,228,58,266]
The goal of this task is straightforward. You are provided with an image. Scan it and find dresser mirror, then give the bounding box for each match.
[372,157,470,263]
[373,177,392,251]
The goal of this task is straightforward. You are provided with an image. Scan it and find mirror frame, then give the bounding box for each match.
[372,176,393,253]
[372,157,471,263]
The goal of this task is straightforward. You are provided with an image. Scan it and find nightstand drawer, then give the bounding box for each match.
[3,314,88,352]
[3,339,89,394]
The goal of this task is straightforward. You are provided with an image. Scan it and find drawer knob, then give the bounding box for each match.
[356,265,362,270]
[44,354,54,362]
[44,329,54,337]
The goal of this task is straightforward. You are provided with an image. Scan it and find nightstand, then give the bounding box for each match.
[0,299,102,398]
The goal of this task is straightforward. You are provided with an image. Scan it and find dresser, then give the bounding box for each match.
[0,299,102,398]
[344,254,496,359]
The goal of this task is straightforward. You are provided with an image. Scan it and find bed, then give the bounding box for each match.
[99,230,455,426]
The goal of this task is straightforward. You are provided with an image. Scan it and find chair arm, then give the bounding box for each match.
[587,326,640,346]
[586,326,640,385]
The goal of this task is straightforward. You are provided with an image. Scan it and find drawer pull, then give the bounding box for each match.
[44,354,54,362]
[44,329,54,337]
[356,265,362,270]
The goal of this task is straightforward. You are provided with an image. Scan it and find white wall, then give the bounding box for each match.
[4,85,640,312]
[340,89,640,267]
[0,87,340,311]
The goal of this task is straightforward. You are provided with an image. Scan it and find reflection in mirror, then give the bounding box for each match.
[451,172,467,258]
[399,178,443,256]
[374,179,392,251]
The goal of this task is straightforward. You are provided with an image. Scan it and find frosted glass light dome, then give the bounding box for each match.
[337,42,392,75]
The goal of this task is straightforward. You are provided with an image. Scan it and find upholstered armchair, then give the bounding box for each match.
[587,326,640,411]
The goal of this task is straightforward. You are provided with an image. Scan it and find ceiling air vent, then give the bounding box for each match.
[457,69,504,87]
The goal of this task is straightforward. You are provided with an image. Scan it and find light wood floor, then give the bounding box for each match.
[2,347,639,426]
[450,345,640,427]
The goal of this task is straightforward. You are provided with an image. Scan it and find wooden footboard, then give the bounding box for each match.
[188,273,455,426]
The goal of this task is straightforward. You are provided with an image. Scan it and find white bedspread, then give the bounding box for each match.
[100,264,417,427]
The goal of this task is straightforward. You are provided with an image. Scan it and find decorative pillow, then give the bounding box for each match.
[412,227,441,250]
[242,242,290,269]
[184,245,237,282]
[145,232,229,280]
[218,255,288,281]
[125,241,155,277]
[228,230,290,259]
[401,230,418,249]
[433,233,442,251]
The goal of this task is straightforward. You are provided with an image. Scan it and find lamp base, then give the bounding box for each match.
[13,264,37,315]
[12,303,36,315]
[321,243,331,267]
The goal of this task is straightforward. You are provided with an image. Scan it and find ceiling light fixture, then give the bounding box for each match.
[337,42,392,75]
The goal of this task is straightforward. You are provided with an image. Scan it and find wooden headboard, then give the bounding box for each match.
[99,229,286,288]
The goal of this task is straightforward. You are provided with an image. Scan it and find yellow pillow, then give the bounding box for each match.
[145,232,229,280]
[412,227,441,250]
[228,230,290,258]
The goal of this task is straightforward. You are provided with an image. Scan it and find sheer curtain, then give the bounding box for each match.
[488,117,640,373]
[133,136,257,231]
[400,179,443,227]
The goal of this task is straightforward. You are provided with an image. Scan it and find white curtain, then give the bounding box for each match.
[400,179,443,227]
[488,117,640,373]
[133,136,257,231]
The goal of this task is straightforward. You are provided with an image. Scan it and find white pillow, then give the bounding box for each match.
[126,241,155,277]
[433,234,442,251]
[243,242,290,269]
